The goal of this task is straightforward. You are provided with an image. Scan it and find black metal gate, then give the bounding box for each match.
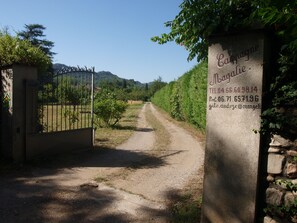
[38,66,95,133]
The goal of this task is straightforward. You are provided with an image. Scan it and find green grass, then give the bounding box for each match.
[170,194,202,223]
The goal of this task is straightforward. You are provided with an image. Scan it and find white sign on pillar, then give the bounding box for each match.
[201,31,268,223]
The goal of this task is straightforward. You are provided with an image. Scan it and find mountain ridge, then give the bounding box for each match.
[53,63,145,86]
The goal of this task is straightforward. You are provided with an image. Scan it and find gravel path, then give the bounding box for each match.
[0,103,204,223]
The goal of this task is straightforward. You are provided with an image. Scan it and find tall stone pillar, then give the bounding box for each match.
[201,31,270,223]
[1,64,37,162]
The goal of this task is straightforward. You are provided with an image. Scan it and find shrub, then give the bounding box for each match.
[93,89,128,127]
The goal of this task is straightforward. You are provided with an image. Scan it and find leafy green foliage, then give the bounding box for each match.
[253,2,297,139]
[38,83,56,103]
[93,89,128,127]
[170,83,183,121]
[0,30,51,74]
[152,61,207,131]
[152,0,259,61]
[94,76,166,102]
[276,179,297,192]
[152,0,297,139]
[149,76,167,96]
[38,77,90,106]
[151,81,174,114]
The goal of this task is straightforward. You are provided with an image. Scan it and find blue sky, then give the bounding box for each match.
[0,0,197,83]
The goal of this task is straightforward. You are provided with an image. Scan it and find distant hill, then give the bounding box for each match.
[53,63,144,87]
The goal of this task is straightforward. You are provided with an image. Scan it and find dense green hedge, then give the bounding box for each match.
[151,60,207,131]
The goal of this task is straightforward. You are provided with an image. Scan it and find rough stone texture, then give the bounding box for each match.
[265,134,297,222]
[271,135,291,147]
[287,163,297,178]
[268,147,281,153]
[267,174,275,182]
[292,216,297,223]
[267,154,285,174]
[284,192,296,206]
[270,139,282,147]
[266,187,284,206]
[264,216,281,223]
[287,150,297,156]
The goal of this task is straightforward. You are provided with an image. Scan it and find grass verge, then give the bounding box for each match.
[168,169,204,223]
[144,105,171,152]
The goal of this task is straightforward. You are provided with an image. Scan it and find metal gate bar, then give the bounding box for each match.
[37,66,94,133]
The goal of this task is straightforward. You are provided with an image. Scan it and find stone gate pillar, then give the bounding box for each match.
[1,64,37,162]
[201,31,271,223]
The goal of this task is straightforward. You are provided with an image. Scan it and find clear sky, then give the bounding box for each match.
[0,0,197,83]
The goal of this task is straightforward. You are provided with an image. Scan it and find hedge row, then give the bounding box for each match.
[151,60,208,131]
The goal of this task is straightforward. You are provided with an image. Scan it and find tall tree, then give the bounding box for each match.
[18,24,55,59]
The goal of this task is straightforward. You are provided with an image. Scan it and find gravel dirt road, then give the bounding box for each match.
[0,103,205,223]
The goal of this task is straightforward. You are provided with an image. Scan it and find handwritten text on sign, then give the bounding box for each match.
[208,44,261,111]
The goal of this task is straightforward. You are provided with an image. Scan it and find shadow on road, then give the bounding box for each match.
[0,173,135,223]
[25,145,166,171]
[105,125,154,133]
[0,146,167,222]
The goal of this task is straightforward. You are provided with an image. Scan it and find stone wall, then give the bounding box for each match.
[26,128,93,159]
[265,135,297,223]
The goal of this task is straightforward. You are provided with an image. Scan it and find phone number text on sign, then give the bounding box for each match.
[208,86,258,94]
[209,95,260,103]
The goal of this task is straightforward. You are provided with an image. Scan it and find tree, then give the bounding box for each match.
[149,76,167,96]
[152,0,297,139]
[18,24,55,59]
[122,79,127,88]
